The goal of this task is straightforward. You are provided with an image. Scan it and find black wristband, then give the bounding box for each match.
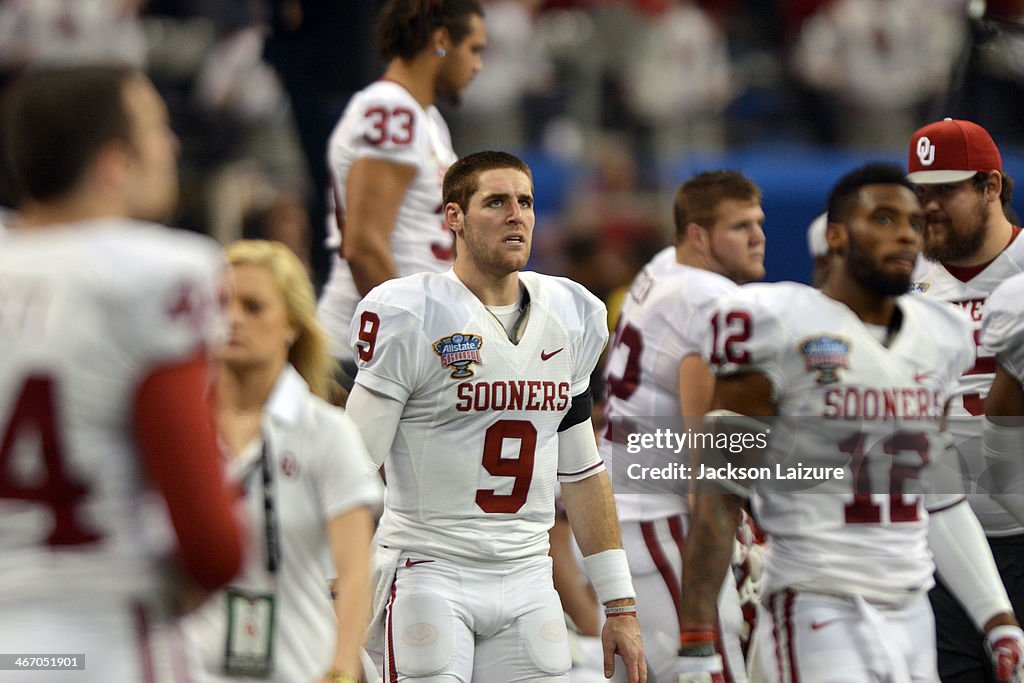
[679,643,717,658]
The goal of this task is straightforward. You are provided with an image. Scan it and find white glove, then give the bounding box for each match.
[986,624,1024,683]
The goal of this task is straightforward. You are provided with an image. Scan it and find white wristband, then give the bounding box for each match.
[582,548,635,604]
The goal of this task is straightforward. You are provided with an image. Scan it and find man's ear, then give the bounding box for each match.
[445,202,464,233]
[93,139,133,195]
[825,221,848,256]
[985,170,1003,204]
[685,222,708,251]
[432,27,451,56]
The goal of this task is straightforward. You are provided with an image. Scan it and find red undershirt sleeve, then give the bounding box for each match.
[134,352,245,591]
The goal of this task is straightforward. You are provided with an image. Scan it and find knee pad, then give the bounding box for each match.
[390,592,456,677]
[520,598,573,676]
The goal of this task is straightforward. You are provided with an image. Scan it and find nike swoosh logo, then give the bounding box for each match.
[810,618,843,631]
[541,348,564,361]
[914,372,932,383]
[404,559,434,568]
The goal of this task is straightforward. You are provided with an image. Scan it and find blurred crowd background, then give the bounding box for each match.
[3,0,1024,295]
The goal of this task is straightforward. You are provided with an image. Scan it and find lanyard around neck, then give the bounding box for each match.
[244,435,281,575]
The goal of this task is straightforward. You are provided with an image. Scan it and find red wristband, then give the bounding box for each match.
[680,625,719,646]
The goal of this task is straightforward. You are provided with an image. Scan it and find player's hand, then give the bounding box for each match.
[675,643,725,683]
[601,613,647,683]
[986,624,1024,683]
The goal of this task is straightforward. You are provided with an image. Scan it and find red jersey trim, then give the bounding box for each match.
[557,460,605,478]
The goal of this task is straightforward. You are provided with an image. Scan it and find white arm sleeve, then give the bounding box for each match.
[983,417,1024,526]
[929,499,1013,630]
[344,383,404,468]
[557,418,605,482]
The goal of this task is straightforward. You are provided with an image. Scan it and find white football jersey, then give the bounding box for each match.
[601,260,736,522]
[319,80,457,361]
[707,283,974,607]
[910,230,1024,534]
[351,270,608,562]
[0,220,224,604]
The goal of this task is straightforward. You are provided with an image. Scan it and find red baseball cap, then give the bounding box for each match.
[907,118,1002,184]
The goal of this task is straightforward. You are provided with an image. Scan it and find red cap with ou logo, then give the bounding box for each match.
[907,118,1002,185]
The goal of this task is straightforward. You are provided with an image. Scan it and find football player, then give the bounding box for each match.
[317,0,487,388]
[677,163,1024,682]
[0,65,244,681]
[907,118,1024,681]
[345,150,646,682]
[601,170,766,683]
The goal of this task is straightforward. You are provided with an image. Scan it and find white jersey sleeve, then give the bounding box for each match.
[704,284,795,398]
[551,275,609,396]
[349,279,433,403]
[336,84,429,168]
[678,269,740,356]
[982,271,1024,383]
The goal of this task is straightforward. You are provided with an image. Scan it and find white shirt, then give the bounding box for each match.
[184,365,382,683]
[350,270,608,563]
[318,80,458,362]
[601,258,736,522]
[0,221,223,605]
[706,283,974,607]
[911,232,1024,535]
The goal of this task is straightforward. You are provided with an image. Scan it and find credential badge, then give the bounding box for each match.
[799,336,851,385]
[433,332,483,379]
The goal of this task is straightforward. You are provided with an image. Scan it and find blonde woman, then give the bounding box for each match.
[185,240,381,683]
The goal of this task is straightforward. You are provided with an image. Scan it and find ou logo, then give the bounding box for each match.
[916,137,936,166]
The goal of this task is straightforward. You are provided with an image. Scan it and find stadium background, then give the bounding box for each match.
[2,0,1023,290]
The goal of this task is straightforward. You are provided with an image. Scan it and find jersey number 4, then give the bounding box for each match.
[0,376,101,546]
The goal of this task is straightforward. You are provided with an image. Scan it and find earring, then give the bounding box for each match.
[436,47,446,58]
